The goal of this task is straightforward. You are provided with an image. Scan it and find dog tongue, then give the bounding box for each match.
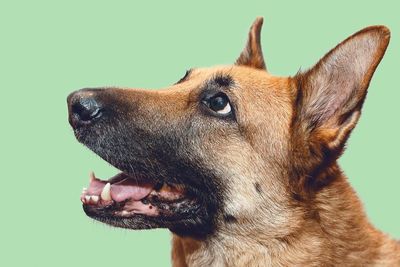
[110,179,153,202]
[86,174,153,202]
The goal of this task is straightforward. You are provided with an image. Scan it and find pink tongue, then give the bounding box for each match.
[87,178,153,202]
[110,179,153,202]
[87,178,106,195]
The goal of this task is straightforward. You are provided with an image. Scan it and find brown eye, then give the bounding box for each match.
[206,93,232,115]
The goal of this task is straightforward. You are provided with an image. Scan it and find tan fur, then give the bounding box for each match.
[166,20,400,266]
[69,17,399,266]
[172,172,400,266]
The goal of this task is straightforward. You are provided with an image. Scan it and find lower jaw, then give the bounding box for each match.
[82,205,162,230]
[83,199,216,238]
[82,189,197,220]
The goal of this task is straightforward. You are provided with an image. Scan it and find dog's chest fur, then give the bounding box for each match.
[172,177,400,267]
[173,219,400,267]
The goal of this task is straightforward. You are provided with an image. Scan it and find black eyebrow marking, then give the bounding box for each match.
[213,73,233,87]
[206,73,234,89]
[175,69,193,84]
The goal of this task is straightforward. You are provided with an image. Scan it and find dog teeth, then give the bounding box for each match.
[121,210,130,216]
[82,195,101,204]
[91,196,99,203]
[101,183,112,201]
[89,171,96,182]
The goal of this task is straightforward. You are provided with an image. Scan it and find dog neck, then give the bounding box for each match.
[171,167,400,267]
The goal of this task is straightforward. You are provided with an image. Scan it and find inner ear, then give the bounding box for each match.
[235,17,266,70]
[295,25,390,152]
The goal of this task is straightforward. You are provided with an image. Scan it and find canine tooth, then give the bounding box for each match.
[121,210,129,215]
[89,171,95,182]
[101,183,112,201]
[85,196,91,202]
[91,196,99,202]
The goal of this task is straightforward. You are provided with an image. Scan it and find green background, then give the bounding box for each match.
[1,0,398,266]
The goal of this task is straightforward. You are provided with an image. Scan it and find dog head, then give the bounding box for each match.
[67,18,390,238]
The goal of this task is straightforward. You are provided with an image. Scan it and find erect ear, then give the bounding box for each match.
[235,17,266,70]
[295,26,390,153]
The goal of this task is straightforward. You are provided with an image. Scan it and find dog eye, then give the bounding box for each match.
[205,93,232,115]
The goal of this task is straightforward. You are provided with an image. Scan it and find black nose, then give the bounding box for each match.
[67,89,103,128]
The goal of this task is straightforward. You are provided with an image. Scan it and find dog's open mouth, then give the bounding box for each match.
[81,172,189,218]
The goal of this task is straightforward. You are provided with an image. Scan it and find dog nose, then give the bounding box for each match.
[68,89,103,128]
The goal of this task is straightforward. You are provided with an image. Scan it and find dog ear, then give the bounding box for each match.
[235,17,266,70]
[295,26,390,154]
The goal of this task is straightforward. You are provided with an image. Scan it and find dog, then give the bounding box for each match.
[67,17,399,266]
